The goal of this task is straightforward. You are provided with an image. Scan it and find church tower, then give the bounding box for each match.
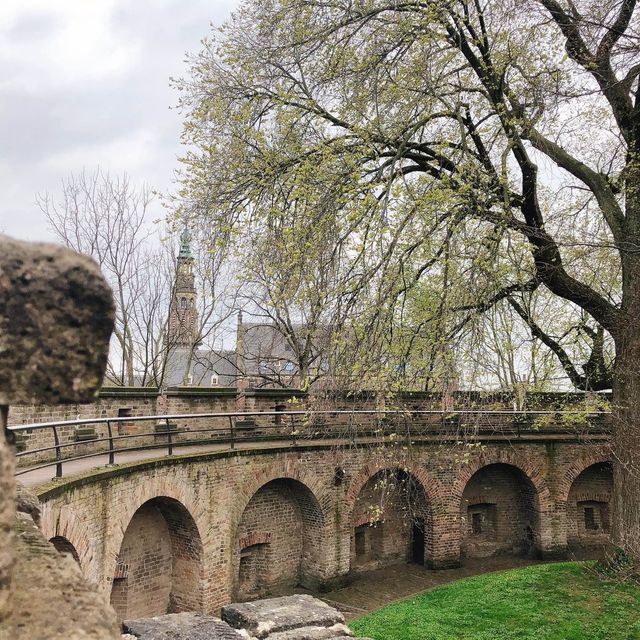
[168,227,198,348]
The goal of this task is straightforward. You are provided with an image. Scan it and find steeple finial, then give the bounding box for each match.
[178,225,193,259]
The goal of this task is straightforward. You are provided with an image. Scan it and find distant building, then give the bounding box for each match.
[236,313,330,389]
[165,228,238,388]
[164,228,330,390]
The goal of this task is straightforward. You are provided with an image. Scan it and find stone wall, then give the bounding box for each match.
[10,387,612,472]
[10,388,612,431]
[35,436,612,620]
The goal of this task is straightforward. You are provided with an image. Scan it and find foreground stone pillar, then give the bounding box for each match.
[0,405,14,621]
[0,234,114,630]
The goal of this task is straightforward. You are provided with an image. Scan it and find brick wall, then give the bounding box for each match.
[11,389,612,476]
[36,438,612,619]
[460,464,538,558]
[567,462,612,549]
[9,390,159,465]
[108,496,203,620]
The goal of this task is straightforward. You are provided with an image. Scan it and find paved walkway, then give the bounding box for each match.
[16,428,595,489]
[18,436,377,487]
[17,440,300,487]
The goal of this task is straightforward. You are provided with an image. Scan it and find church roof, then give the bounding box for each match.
[165,347,238,387]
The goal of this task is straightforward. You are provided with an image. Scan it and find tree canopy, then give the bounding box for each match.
[176,0,639,393]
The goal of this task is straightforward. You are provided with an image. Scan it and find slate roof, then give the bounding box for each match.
[165,347,238,387]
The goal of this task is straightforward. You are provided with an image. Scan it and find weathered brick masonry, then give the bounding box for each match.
[34,435,612,620]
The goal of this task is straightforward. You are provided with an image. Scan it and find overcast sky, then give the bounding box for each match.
[0,0,238,242]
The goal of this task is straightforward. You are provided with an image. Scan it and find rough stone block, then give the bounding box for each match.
[222,595,345,639]
[4,512,120,639]
[0,421,14,623]
[0,235,114,627]
[265,622,353,639]
[0,234,114,405]
[15,481,41,526]
[124,612,244,639]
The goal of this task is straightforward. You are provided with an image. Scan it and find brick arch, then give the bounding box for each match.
[233,458,333,526]
[40,504,95,580]
[50,535,81,562]
[452,451,553,512]
[343,461,444,570]
[557,452,613,504]
[239,531,272,550]
[231,462,330,598]
[344,461,447,529]
[110,493,205,619]
[109,475,206,567]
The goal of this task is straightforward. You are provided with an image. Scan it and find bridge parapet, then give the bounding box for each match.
[11,407,611,480]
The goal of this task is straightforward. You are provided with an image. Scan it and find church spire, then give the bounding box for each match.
[178,226,193,259]
[168,225,198,348]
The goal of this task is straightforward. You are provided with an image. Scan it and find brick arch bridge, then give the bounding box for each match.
[36,438,612,619]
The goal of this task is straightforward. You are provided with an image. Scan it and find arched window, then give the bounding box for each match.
[210,373,219,386]
[180,297,188,309]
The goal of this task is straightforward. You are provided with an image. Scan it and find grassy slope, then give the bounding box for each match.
[350,562,640,640]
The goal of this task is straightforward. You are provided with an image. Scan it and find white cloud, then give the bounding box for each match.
[43,127,156,176]
[0,0,138,92]
[0,0,239,242]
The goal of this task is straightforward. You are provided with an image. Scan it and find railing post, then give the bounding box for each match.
[52,424,63,478]
[290,414,297,446]
[166,417,173,456]
[404,412,410,447]
[106,420,115,465]
[229,416,235,450]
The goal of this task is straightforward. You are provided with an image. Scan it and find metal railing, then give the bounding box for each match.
[8,408,611,479]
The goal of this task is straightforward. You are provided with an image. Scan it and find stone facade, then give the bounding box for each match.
[34,436,611,620]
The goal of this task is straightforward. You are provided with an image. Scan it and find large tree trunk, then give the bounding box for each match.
[611,322,640,562]
[612,151,640,562]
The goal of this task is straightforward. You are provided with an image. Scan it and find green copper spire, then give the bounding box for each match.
[178,226,193,259]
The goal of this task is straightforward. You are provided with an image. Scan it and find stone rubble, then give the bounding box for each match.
[222,595,373,640]
[5,510,121,639]
[124,612,245,639]
[121,596,372,640]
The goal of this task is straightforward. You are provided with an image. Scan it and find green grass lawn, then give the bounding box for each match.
[350,562,640,640]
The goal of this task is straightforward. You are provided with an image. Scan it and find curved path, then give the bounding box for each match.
[17,428,596,488]
[18,441,275,487]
